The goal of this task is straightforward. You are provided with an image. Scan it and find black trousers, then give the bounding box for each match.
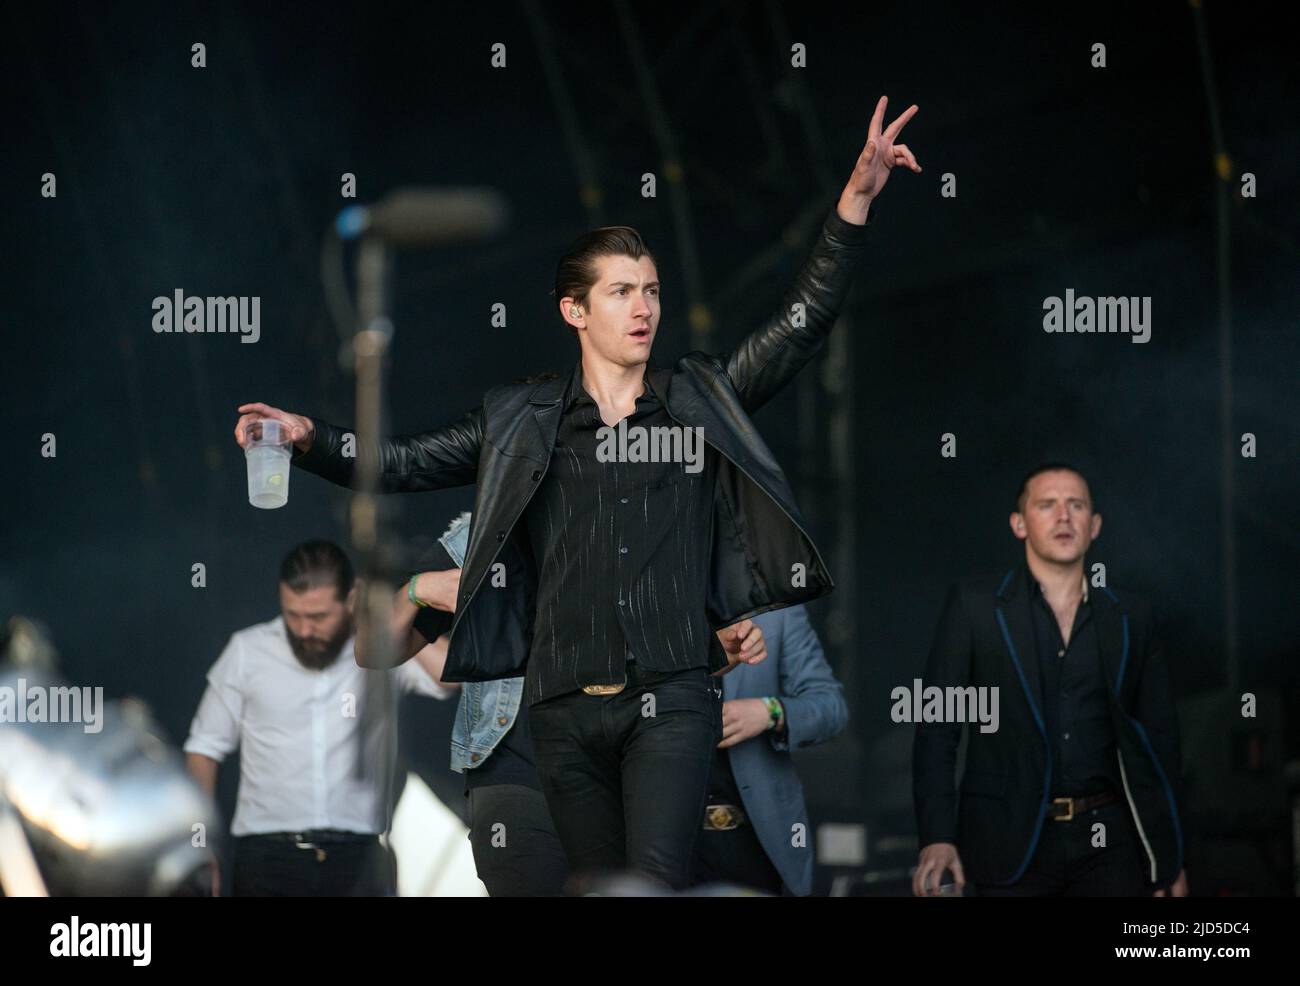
[974,798,1149,896]
[529,664,721,891]
[467,783,570,896]
[231,833,394,896]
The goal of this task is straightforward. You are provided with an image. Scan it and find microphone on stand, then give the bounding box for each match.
[335,187,510,247]
[330,187,510,837]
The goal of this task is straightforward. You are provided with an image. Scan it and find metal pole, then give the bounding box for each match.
[352,238,399,839]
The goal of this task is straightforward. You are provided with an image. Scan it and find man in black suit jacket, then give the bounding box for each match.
[912,463,1188,896]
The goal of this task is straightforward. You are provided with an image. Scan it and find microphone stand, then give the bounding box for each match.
[351,236,400,839]
[329,189,509,887]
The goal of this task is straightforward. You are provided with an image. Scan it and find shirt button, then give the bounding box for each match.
[619,546,628,554]
[531,470,541,481]
[1063,732,1071,741]
[1057,649,1065,657]
[497,716,508,726]
[618,599,626,607]
[620,497,629,504]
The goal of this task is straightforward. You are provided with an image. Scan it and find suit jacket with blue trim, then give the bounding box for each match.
[912,565,1185,889]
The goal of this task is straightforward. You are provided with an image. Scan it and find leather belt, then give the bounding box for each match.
[240,830,378,863]
[1048,790,1118,821]
[579,658,711,696]
[255,830,377,844]
[703,804,748,831]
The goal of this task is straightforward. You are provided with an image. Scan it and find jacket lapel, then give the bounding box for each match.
[648,365,673,406]
[995,566,1045,727]
[527,368,570,455]
[660,365,744,460]
[1090,586,1129,695]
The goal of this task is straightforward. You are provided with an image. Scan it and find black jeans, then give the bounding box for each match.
[529,664,722,890]
[974,798,1149,896]
[467,783,570,896]
[231,832,394,896]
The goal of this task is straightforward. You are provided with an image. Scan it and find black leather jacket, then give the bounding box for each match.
[291,200,872,682]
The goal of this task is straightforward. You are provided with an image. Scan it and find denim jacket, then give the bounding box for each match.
[438,512,524,773]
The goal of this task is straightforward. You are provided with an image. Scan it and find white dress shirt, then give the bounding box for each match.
[183,615,449,837]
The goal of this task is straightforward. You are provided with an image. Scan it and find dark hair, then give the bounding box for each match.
[279,540,354,600]
[551,226,656,336]
[1014,462,1096,514]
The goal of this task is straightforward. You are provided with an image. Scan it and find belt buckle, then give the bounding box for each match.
[1052,796,1074,822]
[293,833,327,861]
[582,682,626,696]
[705,805,739,831]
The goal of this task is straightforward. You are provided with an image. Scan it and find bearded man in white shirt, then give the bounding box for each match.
[184,540,449,896]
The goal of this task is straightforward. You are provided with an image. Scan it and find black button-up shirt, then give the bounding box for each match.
[1027,568,1118,796]
[521,363,719,705]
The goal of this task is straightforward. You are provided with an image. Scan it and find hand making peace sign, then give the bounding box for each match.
[842,95,921,205]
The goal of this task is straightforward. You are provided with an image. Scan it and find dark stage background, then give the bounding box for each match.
[4,0,1297,894]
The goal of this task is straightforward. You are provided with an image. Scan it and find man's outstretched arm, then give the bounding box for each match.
[725,95,920,414]
[234,401,483,493]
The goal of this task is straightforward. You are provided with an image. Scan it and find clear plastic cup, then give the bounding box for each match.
[244,419,292,509]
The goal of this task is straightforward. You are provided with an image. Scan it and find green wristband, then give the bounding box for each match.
[408,574,428,608]
[763,696,784,730]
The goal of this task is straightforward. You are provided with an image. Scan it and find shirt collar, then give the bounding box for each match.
[1027,565,1090,603]
[565,361,657,410]
[562,361,588,409]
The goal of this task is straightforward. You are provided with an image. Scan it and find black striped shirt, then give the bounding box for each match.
[522,363,718,705]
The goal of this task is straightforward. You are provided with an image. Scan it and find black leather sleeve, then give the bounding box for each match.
[290,406,484,492]
[913,582,971,848]
[722,200,872,414]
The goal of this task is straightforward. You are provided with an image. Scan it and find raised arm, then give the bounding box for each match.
[724,95,920,413]
[234,401,483,493]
